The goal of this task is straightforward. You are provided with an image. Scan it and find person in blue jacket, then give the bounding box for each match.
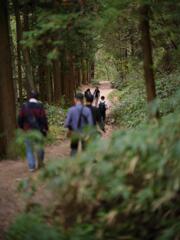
[65,92,93,156]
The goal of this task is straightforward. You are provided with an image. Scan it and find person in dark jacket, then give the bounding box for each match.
[93,87,100,107]
[98,96,108,132]
[18,91,48,171]
[85,94,100,126]
[84,89,92,99]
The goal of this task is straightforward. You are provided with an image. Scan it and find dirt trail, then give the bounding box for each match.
[0,81,114,239]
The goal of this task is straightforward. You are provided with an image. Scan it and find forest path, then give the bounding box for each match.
[0,81,114,239]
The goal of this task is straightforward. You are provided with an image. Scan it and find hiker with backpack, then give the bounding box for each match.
[98,96,108,132]
[93,87,100,107]
[18,91,48,172]
[65,93,93,156]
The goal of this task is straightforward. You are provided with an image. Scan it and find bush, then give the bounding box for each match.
[110,71,180,128]
[36,99,180,239]
[110,73,146,128]
[46,104,67,127]
[13,130,45,158]
[6,213,62,240]
[111,72,128,90]
[45,104,67,143]
[7,92,180,240]
[46,125,66,144]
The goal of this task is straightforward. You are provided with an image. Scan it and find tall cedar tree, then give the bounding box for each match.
[0,0,16,157]
[140,5,157,103]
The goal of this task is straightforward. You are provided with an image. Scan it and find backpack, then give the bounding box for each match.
[99,102,106,114]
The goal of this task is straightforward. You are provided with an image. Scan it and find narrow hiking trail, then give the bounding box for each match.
[0,81,114,239]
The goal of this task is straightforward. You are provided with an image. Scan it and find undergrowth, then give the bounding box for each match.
[6,90,180,240]
[45,104,67,144]
[110,71,180,128]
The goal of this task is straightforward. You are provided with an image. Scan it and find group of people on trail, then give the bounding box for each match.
[65,89,108,156]
[84,87,100,107]
[84,87,108,130]
[17,87,107,171]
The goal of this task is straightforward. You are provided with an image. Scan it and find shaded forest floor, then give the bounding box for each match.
[0,81,114,239]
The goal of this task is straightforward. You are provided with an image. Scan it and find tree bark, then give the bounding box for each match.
[91,61,95,80]
[140,4,156,103]
[82,59,87,84]
[62,54,75,104]
[0,0,16,157]
[53,59,62,104]
[13,0,23,104]
[22,9,34,95]
[86,60,91,83]
[38,63,47,101]
[47,67,53,103]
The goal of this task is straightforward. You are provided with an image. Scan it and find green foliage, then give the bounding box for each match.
[110,71,180,128]
[6,213,62,240]
[39,97,180,239]
[110,71,146,128]
[7,0,180,239]
[65,224,96,240]
[97,0,180,84]
[17,178,37,200]
[110,72,128,90]
[12,91,180,238]
[95,49,117,81]
[6,214,95,240]
[14,130,45,158]
[46,104,67,143]
[46,125,66,144]
[7,91,180,239]
[22,1,100,65]
[46,104,66,127]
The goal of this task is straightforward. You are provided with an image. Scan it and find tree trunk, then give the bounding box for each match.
[47,67,53,103]
[53,59,62,104]
[86,60,91,83]
[73,63,79,89]
[140,4,156,103]
[0,0,16,157]
[38,64,47,102]
[82,60,87,84]
[91,62,95,80]
[62,54,75,104]
[77,68,81,86]
[22,9,34,95]
[13,0,23,104]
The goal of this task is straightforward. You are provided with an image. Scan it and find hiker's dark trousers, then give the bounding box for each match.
[70,138,86,156]
[100,114,106,131]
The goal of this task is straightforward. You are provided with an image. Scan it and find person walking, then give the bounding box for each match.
[93,86,100,107]
[85,94,100,127]
[98,96,108,132]
[84,88,92,99]
[65,93,93,156]
[18,91,48,171]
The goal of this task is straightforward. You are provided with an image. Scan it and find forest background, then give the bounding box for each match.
[0,0,180,239]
